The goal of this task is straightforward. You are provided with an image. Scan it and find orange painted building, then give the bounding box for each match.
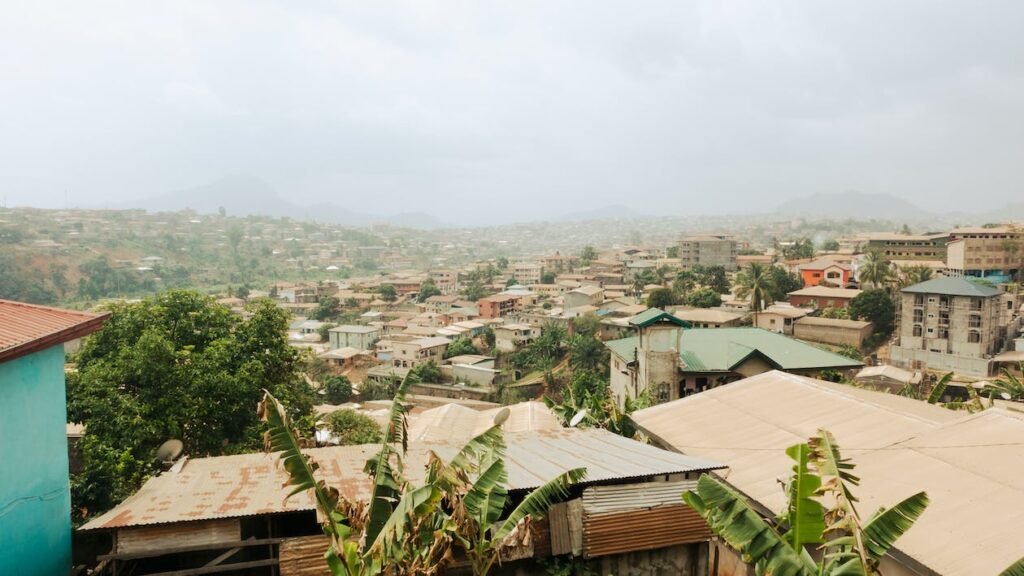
[798,259,852,288]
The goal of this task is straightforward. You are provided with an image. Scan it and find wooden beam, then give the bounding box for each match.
[138,558,278,576]
[202,537,251,567]
[98,537,287,562]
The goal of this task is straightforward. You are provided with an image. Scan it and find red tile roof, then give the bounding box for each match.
[0,300,109,363]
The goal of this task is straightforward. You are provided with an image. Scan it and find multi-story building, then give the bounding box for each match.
[858,233,949,261]
[477,294,521,319]
[945,225,1023,282]
[511,262,544,285]
[328,325,380,350]
[678,234,738,271]
[889,277,1006,377]
[391,336,449,369]
[429,269,459,294]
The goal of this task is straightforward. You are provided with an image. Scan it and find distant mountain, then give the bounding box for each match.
[134,175,445,229]
[774,192,927,220]
[556,204,647,222]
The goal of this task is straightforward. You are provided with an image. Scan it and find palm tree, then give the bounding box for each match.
[894,264,933,289]
[859,250,891,289]
[684,429,930,575]
[735,262,772,326]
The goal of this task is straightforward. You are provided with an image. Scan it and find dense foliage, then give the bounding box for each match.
[848,289,895,335]
[324,410,383,445]
[67,290,313,523]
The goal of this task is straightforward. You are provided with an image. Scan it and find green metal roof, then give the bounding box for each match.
[628,308,691,328]
[604,327,862,372]
[901,277,1002,297]
[605,336,640,362]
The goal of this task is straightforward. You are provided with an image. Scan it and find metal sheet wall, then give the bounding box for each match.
[583,505,712,558]
[279,535,332,576]
[116,519,240,554]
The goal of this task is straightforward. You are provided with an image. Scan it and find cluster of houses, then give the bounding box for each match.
[4,295,1023,575]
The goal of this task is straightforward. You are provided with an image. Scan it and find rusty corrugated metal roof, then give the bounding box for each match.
[80,428,724,531]
[0,299,108,362]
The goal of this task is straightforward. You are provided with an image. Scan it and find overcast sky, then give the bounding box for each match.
[2,1,1023,224]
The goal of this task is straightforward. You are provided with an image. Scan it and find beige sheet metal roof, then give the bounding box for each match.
[407,401,561,442]
[632,370,1024,576]
[81,428,724,531]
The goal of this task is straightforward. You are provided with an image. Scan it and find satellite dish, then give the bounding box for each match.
[1001,392,1012,401]
[492,407,511,427]
[569,410,588,428]
[156,439,184,463]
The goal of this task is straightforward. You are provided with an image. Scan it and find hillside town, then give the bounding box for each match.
[3,206,1024,575]
[5,2,1024,575]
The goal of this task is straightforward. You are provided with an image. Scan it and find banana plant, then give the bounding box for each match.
[683,429,930,576]
[262,380,586,576]
[430,423,586,576]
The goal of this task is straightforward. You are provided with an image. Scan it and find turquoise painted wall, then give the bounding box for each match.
[0,345,71,576]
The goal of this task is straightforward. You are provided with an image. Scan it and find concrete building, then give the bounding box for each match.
[493,323,540,353]
[788,286,862,309]
[392,336,449,370]
[511,262,544,285]
[755,304,810,335]
[945,225,1023,282]
[678,234,738,271]
[859,232,950,261]
[1,299,108,576]
[889,277,1005,377]
[605,309,861,404]
[477,294,523,319]
[798,258,853,288]
[793,316,873,348]
[428,269,459,294]
[328,325,380,351]
[563,285,604,310]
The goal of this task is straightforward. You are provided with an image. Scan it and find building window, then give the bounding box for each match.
[968,331,981,343]
[913,325,922,337]
[969,314,982,329]
[913,310,924,323]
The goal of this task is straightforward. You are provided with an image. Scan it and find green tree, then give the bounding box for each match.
[782,238,815,260]
[767,266,804,302]
[313,296,341,321]
[821,239,840,252]
[323,375,353,404]
[896,265,933,288]
[417,279,442,301]
[541,271,556,284]
[408,360,442,384]
[68,291,312,523]
[526,322,568,371]
[646,287,677,309]
[736,262,772,324]
[666,245,680,259]
[848,289,895,335]
[481,326,496,351]
[579,245,598,265]
[858,251,891,289]
[445,337,480,358]
[685,287,722,308]
[496,256,509,270]
[462,280,489,301]
[324,410,382,445]
[673,269,697,297]
[568,333,609,376]
[693,264,730,294]
[684,430,931,576]
[572,312,603,337]
[378,284,398,302]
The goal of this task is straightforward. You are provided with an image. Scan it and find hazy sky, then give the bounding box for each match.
[2,1,1023,223]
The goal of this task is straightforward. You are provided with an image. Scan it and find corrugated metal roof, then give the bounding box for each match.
[81,428,724,531]
[901,277,1002,297]
[407,401,561,442]
[632,370,1024,576]
[0,299,108,363]
[605,328,862,372]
